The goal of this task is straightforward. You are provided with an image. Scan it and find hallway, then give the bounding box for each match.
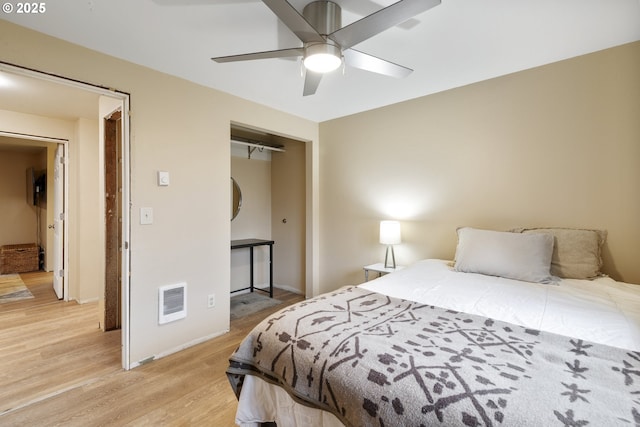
[0,271,121,415]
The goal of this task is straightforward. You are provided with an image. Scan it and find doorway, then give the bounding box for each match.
[230,124,307,297]
[0,134,66,298]
[0,62,132,369]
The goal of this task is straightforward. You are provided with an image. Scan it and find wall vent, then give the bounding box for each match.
[159,282,187,324]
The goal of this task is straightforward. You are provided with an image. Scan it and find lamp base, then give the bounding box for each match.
[384,245,396,269]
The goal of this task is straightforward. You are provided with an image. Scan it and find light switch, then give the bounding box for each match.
[140,207,153,225]
[158,171,170,186]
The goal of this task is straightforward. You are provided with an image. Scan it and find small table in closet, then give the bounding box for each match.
[231,239,274,298]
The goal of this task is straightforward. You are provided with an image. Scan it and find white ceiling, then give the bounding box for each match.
[0,71,100,120]
[1,0,639,122]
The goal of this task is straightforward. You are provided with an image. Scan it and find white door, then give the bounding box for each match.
[52,143,65,299]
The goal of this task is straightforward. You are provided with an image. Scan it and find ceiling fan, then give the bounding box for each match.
[211,0,441,96]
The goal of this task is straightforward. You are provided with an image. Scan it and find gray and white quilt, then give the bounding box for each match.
[227,286,640,426]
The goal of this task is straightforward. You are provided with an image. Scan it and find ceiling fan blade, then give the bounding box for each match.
[262,0,325,44]
[343,49,412,78]
[329,0,441,49]
[303,71,323,96]
[212,47,303,63]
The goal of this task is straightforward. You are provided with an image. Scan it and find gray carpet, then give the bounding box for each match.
[230,292,282,320]
[0,274,34,303]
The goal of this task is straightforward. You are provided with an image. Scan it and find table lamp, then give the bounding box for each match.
[380,220,401,269]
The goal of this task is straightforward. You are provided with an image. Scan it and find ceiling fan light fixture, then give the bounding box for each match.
[303,43,342,73]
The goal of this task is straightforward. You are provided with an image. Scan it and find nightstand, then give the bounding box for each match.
[363,263,405,281]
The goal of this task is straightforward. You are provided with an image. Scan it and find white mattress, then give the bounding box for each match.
[236,259,640,426]
[362,259,640,352]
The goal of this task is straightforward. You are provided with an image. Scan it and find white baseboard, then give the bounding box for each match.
[272,284,304,295]
[130,284,305,369]
[232,283,304,296]
[130,328,229,369]
[76,297,99,304]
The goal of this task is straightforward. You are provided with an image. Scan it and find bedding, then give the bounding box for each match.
[510,227,607,279]
[453,227,555,284]
[228,260,640,426]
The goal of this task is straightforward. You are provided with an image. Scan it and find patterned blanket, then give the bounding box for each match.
[227,286,640,426]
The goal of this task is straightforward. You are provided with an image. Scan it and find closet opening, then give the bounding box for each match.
[230,124,308,307]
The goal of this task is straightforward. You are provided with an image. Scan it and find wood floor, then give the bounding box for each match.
[0,272,304,426]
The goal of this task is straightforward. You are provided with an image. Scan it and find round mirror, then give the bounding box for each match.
[231,177,242,221]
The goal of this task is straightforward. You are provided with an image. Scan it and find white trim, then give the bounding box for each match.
[0,131,67,143]
[120,96,132,370]
[271,284,304,295]
[248,283,304,296]
[76,297,100,304]
[61,143,69,302]
[0,61,127,97]
[129,329,230,370]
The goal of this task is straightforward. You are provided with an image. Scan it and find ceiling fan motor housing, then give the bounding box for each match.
[302,1,343,71]
[303,1,341,35]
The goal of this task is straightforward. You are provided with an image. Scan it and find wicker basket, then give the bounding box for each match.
[0,243,39,274]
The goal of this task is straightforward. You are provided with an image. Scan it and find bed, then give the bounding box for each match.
[227,227,640,426]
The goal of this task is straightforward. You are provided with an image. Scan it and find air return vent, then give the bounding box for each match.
[159,282,187,324]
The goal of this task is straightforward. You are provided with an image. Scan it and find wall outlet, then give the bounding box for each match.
[207,294,215,308]
[140,207,153,225]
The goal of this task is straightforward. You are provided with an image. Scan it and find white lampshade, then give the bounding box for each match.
[379,220,401,245]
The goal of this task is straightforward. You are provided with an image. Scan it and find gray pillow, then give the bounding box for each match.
[454,227,555,284]
[511,227,606,279]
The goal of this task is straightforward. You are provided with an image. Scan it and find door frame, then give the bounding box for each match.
[103,110,122,331]
[0,61,132,370]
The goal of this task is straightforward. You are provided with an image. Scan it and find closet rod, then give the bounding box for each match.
[231,139,285,153]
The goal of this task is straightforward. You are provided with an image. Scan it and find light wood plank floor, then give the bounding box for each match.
[0,272,303,426]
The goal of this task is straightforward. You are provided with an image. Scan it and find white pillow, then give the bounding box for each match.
[454,227,555,284]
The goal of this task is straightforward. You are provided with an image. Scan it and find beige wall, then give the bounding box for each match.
[319,41,640,291]
[0,146,42,247]
[0,140,50,271]
[272,138,306,294]
[72,118,101,303]
[231,151,272,291]
[0,20,319,366]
